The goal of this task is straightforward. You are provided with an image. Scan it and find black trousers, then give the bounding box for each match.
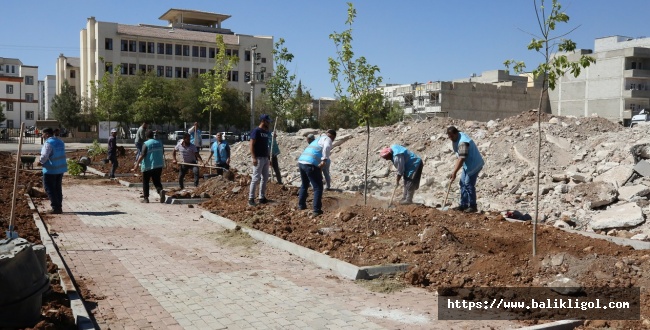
[142,167,163,198]
[216,162,230,176]
[403,162,424,201]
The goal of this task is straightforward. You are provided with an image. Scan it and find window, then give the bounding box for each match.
[6,120,13,129]
[200,47,206,58]
[139,64,147,73]
[129,40,136,52]
[244,71,251,82]
[104,38,113,50]
[209,48,215,58]
[632,62,637,69]
[631,83,636,90]
[26,111,34,120]
[105,62,113,74]
[226,49,231,56]
[139,41,147,53]
[183,45,190,56]
[192,68,199,76]
[157,66,164,77]
[166,43,173,55]
[121,40,128,51]
[147,65,154,73]
[231,71,239,82]
[192,46,199,57]
[157,43,165,54]
[6,102,13,111]
[182,67,189,78]
[199,68,206,74]
[25,93,34,102]
[175,67,182,78]
[232,50,239,58]
[165,66,172,78]
[5,65,8,73]
[25,76,34,85]
[70,70,76,79]
[261,57,267,63]
[245,50,251,61]
[175,44,182,56]
[6,85,13,94]
[261,88,266,94]
[11,66,15,74]
[129,63,136,75]
[120,63,128,75]
[147,42,155,54]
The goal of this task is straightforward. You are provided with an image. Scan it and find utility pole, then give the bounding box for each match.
[249,45,257,130]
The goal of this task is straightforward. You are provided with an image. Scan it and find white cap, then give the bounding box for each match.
[110,128,117,133]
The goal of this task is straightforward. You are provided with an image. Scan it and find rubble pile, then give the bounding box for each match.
[227,110,650,240]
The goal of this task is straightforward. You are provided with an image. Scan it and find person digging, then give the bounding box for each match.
[172,133,203,189]
[379,144,423,205]
[446,126,484,213]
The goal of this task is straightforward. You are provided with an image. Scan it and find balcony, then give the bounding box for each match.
[623,89,650,98]
[624,69,650,78]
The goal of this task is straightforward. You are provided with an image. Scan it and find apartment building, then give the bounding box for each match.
[0,57,39,128]
[379,70,542,121]
[549,35,650,122]
[55,55,81,96]
[74,8,273,101]
[44,75,56,119]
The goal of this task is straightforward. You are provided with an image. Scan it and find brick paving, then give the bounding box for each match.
[43,183,520,330]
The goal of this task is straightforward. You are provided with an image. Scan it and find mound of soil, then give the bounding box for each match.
[0,152,75,329]
[199,175,649,328]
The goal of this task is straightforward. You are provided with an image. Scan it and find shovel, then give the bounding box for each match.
[178,162,230,172]
[439,179,453,211]
[387,183,399,209]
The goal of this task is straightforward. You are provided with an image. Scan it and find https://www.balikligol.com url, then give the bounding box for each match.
[447,298,631,311]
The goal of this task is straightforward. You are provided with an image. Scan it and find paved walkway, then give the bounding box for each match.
[43,183,519,330]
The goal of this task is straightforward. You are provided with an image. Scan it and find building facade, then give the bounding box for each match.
[44,75,56,120]
[75,9,273,101]
[550,35,650,121]
[379,70,542,121]
[0,57,39,128]
[55,55,81,96]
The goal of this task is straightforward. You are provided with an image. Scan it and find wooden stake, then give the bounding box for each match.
[8,123,25,238]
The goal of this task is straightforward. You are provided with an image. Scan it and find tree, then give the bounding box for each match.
[92,63,137,127]
[264,38,297,130]
[200,34,239,135]
[329,2,384,204]
[131,73,170,124]
[0,102,5,123]
[319,99,357,129]
[504,0,595,256]
[51,80,82,136]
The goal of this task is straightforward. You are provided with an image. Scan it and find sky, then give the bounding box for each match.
[2,0,648,98]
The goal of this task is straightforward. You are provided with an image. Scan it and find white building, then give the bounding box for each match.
[75,8,273,101]
[0,57,39,128]
[549,35,650,122]
[55,55,81,96]
[44,75,56,120]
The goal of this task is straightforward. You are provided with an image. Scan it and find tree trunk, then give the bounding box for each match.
[364,122,370,205]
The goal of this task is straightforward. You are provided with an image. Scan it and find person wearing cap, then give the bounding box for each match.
[132,129,165,203]
[248,114,272,206]
[134,121,148,163]
[447,126,484,213]
[107,128,119,179]
[306,134,315,144]
[188,121,203,151]
[379,144,423,205]
[297,129,337,215]
[207,132,230,176]
[38,127,68,214]
[268,131,283,184]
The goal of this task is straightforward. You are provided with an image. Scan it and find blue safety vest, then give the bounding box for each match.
[390,144,422,179]
[453,132,484,176]
[190,129,202,145]
[298,136,324,166]
[141,139,164,172]
[211,141,229,164]
[42,137,68,174]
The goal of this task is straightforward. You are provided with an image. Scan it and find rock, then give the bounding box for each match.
[509,183,521,195]
[545,134,571,150]
[594,166,632,187]
[486,120,497,128]
[553,220,571,229]
[618,184,650,202]
[569,182,618,209]
[296,128,319,137]
[343,175,350,182]
[232,186,241,193]
[332,134,353,148]
[554,184,569,194]
[464,121,475,128]
[583,246,594,252]
[551,253,565,266]
[631,234,648,241]
[570,173,587,183]
[419,227,434,243]
[200,192,210,198]
[590,203,645,230]
[551,173,567,182]
[370,166,391,179]
[548,276,583,295]
[548,117,559,124]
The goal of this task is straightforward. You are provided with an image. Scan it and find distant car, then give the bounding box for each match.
[168,130,185,141]
[220,131,239,144]
[129,128,138,139]
[200,133,215,149]
[631,109,650,127]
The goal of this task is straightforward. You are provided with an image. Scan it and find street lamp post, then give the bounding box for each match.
[249,45,257,130]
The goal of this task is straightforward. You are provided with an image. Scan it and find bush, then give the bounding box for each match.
[67,159,83,176]
[87,139,107,158]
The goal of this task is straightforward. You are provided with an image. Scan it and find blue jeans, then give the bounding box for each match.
[459,169,480,208]
[43,173,64,210]
[135,142,143,162]
[298,163,323,212]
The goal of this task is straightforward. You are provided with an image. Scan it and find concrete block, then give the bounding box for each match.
[594,165,633,188]
[590,203,645,230]
[558,227,650,250]
[634,160,650,177]
[618,184,650,201]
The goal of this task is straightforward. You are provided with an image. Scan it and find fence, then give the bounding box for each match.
[0,128,36,144]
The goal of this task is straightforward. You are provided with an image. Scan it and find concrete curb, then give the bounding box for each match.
[168,198,209,205]
[26,194,96,330]
[201,211,408,280]
[518,319,583,330]
[560,227,650,250]
[84,166,107,177]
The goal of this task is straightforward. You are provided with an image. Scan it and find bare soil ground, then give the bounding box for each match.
[198,173,649,329]
[0,151,76,329]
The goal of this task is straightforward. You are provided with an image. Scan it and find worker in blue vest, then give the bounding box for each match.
[132,130,165,203]
[297,129,336,215]
[379,144,423,205]
[38,127,68,214]
[447,126,485,213]
[207,132,230,176]
[188,122,203,151]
